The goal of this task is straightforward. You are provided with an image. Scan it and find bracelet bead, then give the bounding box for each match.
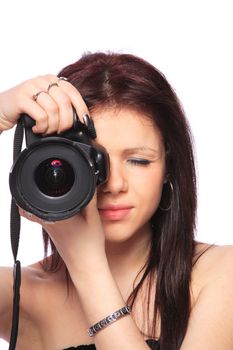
[87,305,131,337]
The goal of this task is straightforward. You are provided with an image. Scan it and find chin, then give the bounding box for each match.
[105,233,133,244]
[103,228,134,245]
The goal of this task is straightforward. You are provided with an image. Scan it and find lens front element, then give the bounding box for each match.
[35,158,75,197]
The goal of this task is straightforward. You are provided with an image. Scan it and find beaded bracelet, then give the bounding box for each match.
[87,305,131,337]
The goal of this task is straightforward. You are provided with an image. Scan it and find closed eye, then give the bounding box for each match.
[127,158,151,166]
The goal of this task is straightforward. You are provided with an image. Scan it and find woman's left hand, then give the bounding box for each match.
[19,192,106,276]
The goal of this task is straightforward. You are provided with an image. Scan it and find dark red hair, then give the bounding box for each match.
[43,52,197,350]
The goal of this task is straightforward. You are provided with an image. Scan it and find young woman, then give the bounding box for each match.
[0,52,232,350]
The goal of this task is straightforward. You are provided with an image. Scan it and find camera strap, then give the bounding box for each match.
[7,113,97,349]
[8,118,24,350]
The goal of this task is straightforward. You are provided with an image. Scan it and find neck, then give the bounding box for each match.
[105,225,152,292]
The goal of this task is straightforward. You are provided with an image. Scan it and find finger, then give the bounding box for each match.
[15,75,57,133]
[31,76,61,134]
[46,83,74,133]
[33,91,60,134]
[57,78,90,123]
[18,207,36,222]
[15,97,49,134]
[32,76,88,133]
[18,206,56,228]
[81,191,99,222]
[21,75,90,133]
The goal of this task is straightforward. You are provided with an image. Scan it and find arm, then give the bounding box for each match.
[22,199,150,350]
[181,246,233,350]
[1,77,151,349]
[72,253,149,349]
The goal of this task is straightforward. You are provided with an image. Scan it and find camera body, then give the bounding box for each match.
[9,114,109,221]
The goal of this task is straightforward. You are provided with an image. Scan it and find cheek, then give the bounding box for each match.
[134,168,165,208]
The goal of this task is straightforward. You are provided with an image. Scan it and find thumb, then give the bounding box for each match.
[82,191,99,221]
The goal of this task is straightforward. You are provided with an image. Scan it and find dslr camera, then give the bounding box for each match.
[9,113,109,221]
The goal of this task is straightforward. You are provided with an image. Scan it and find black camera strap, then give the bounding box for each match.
[7,113,98,349]
[8,118,24,350]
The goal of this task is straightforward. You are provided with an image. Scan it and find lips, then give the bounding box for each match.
[98,204,133,220]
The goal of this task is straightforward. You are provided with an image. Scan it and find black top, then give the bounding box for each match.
[64,339,159,349]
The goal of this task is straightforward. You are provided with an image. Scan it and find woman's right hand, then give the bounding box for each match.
[0,74,89,134]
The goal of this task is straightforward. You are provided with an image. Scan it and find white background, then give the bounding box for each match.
[0,0,232,348]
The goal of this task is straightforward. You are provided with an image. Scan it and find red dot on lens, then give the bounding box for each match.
[51,159,62,167]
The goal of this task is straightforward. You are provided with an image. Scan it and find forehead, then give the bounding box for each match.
[91,107,163,149]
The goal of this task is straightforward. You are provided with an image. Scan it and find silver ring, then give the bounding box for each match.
[33,90,47,101]
[57,76,68,82]
[47,82,59,92]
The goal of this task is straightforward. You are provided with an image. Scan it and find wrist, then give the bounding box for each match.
[72,262,126,326]
[87,305,131,337]
[66,249,109,280]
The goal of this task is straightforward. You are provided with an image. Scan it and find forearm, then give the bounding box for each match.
[71,257,149,350]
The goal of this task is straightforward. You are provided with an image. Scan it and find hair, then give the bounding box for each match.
[42,52,197,349]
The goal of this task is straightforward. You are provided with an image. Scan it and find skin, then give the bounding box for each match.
[0,76,233,350]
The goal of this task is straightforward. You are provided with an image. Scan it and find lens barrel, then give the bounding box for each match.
[9,138,97,221]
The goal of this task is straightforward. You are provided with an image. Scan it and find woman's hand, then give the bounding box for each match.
[0,74,89,133]
[2,74,106,275]
[19,193,106,277]
[44,193,106,276]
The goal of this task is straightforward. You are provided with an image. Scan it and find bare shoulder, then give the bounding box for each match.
[0,265,14,310]
[0,260,64,342]
[191,243,233,300]
[183,244,233,349]
[0,265,14,338]
[0,264,34,339]
[194,242,233,265]
[0,262,43,336]
[192,243,233,287]
[20,260,66,314]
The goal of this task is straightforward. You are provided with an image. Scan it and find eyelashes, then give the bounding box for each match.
[127,158,151,166]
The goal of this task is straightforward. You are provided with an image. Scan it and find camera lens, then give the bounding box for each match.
[35,158,75,197]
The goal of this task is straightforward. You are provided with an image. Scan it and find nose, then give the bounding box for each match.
[100,159,128,195]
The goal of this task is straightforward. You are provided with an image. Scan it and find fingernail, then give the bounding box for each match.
[82,113,90,125]
[83,113,96,139]
[73,107,79,130]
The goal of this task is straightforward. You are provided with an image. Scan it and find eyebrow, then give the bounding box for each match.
[123,147,160,154]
